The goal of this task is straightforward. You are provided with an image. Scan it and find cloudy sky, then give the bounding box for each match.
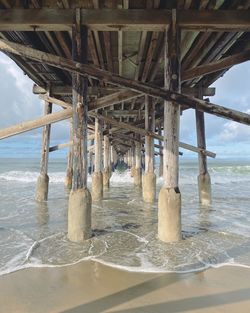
[0,51,250,159]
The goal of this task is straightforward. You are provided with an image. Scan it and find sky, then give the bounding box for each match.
[0,51,250,159]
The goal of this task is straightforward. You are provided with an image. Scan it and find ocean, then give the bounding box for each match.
[0,157,250,275]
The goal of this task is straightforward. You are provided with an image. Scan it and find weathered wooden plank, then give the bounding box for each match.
[183,87,215,97]
[49,141,94,152]
[179,10,250,31]
[0,109,72,140]
[182,48,250,81]
[34,84,215,97]
[0,9,171,31]
[89,90,139,111]
[0,9,249,31]
[33,84,123,96]
[40,95,71,109]
[0,39,249,125]
[49,141,72,152]
[40,89,139,112]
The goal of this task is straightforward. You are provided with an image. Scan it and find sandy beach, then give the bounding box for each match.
[0,262,250,313]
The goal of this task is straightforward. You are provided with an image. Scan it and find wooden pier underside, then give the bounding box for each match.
[0,0,250,157]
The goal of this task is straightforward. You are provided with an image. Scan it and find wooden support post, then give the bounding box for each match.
[68,11,91,242]
[158,11,182,242]
[89,139,94,174]
[103,134,110,189]
[65,119,73,190]
[127,149,131,168]
[35,96,52,202]
[158,125,163,177]
[124,153,128,166]
[143,95,156,202]
[130,143,135,178]
[110,144,116,173]
[92,117,103,201]
[196,88,212,206]
[134,136,142,187]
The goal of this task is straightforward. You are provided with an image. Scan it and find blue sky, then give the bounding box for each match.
[0,52,250,159]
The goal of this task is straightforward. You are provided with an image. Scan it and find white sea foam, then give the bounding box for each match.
[0,165,249,185]
[0,171,65,183]
[110,170,133,184]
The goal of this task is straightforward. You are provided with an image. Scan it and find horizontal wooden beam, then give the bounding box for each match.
[34,84,215,97]
[90,112,216,158]
[89,90,139,111]
[0,9,249,32]
[0,9,171,32]
[49,141,72,152]
[33,84,122,96]
[182,87,215,97]
[182,48,250,82]
[0,39,249,126]
[107,110,145,117]
[49,142,94,152]
[111,133,183,156]
[179,10,250,32]
[40,89,139,111]
[0,109,72,140]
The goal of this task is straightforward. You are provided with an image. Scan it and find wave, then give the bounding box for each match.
[0,171,64,183]
[0,164,250,185]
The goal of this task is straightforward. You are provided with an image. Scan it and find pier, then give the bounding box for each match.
[0,0,250,244]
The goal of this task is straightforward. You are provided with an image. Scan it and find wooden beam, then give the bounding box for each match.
[40,89,139,112]
[182,48,250,81]
[0,9,250,32]
[89,90,139,111]
[0,109,72,140]
[111,132,184,156]
[178,10,250,31]
[107,110,145,117]
[182,87,215,97]
[49,141,72,152]
[1,39,249,125]
[0,9,171,31]
[33,84,122,96]
[49,142,94,152]
[33,84,215,97]
[89,112,216,158]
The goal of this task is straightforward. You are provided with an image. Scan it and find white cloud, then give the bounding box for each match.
[219,118,250,143]
[0,53,69,141]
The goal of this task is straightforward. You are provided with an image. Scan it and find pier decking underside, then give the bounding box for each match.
[0,0,249,156]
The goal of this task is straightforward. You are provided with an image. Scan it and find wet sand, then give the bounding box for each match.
[0,262,250,313]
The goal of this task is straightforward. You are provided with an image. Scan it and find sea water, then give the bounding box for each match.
[0,157,250,275]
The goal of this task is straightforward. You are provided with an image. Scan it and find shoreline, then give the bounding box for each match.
[1,253,250,277]
[1,260,250,313]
